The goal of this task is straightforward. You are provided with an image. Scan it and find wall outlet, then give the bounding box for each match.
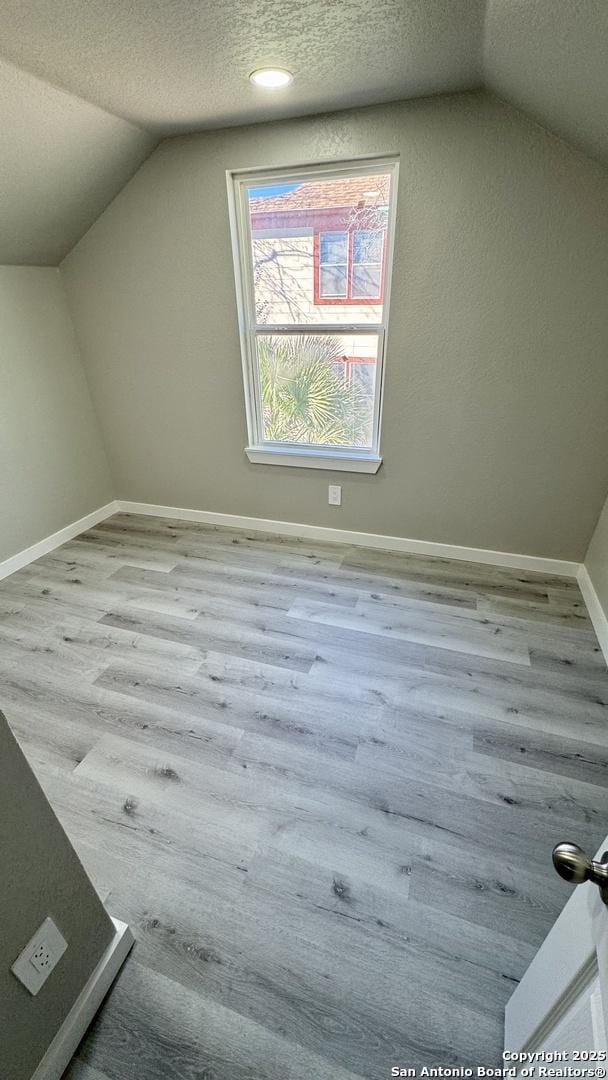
[11,917,68,996]
[328,484,342,506]
[30,940,54,974]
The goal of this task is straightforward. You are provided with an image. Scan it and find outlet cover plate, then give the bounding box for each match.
[12,917,67,996]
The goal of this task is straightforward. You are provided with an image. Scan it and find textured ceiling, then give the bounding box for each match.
[0,57,155,265]
[0,0,486,133]
[484,0,608,168]
[1,0,607,265]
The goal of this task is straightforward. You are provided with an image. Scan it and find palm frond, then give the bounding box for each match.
[258,335,373,447]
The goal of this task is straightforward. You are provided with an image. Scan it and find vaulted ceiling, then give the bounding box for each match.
[0,57,154,265]
[484,0,608,167]
[0,0,606,266]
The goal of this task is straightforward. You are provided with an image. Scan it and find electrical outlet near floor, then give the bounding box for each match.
[328,484,342,506]
[11,917,68,996]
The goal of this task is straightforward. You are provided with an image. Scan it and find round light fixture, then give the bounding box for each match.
[249,67,293,89]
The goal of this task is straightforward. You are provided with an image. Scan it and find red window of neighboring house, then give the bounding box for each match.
[314,227,386,305]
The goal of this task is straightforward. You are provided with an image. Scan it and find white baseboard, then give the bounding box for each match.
[32,917,134,1080]
[0,496,582,586]
[577,565,608,665]
[0,501,119,582]
[116,500,581,578]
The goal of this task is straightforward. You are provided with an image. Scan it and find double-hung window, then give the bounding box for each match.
[227,157,398,473]
[315,227,385,304]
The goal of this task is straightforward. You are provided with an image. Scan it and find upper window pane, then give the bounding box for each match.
[353,229,383,266]
[319,231,348,266]
[247,171,391,324]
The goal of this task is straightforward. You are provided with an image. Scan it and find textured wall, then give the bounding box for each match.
[484,0,608,169]
[62,92,608,560]
[0,713,114,1080]
[585,495,608,619]
[0,267,113,563]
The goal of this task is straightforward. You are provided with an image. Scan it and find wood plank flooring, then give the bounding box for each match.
[2,513,608,1078]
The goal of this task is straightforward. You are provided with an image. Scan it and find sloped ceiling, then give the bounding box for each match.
[0,0,606,265]
[0,58,155,266]
[484,0,608,167]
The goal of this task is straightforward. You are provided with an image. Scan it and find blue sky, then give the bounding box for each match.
[248,182,301,199]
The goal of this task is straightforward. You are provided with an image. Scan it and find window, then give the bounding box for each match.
[315,228,385,303]
[227,157,398,473]
[352,229,384,299]
[318,231,348,298]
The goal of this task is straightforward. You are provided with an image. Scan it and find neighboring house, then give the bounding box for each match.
[249,174,390,384]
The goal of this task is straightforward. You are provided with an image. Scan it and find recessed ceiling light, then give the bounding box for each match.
[249,68,293,89]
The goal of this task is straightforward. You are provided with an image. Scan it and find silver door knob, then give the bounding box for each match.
[552,842,608,903]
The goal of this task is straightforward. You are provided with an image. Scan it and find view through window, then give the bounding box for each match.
[229,159,398,469]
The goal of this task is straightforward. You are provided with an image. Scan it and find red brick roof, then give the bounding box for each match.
[248,174,390,214]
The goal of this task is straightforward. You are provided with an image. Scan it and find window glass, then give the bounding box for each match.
[319,232,348,297]
[353,229,383,264]
[319,265,348,298]
[352,230,383,298]
[256,334,379,449]
[246,172,391,323]
[320,231,348,265]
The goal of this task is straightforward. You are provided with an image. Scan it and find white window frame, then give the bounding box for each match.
[226,155,399,474]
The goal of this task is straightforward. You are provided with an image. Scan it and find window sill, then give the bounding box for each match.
[245,446,382,474]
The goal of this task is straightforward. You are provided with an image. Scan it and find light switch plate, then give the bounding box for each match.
[11,917,67,996]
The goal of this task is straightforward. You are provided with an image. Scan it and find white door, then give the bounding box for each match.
[505,835,608,1068]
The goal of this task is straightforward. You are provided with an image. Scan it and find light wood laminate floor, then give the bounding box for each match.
[2,513,608,1078]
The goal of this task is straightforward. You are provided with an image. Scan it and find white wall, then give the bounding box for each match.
[62,92,608,560]
[0,266,113,563]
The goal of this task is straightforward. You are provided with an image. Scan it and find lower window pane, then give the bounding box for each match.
[256,334,378,449]
[351,264,381,298]
[319,265,347,297]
